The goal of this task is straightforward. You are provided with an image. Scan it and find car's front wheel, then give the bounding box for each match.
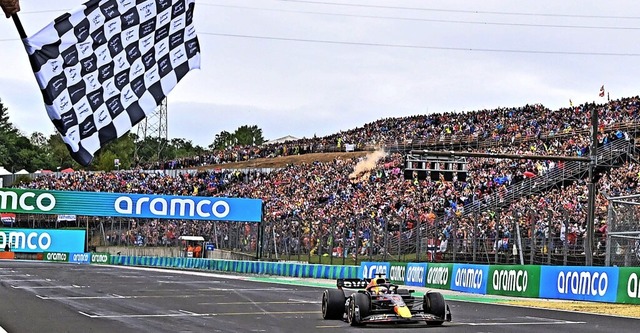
[322,289,345,320]
[423,292,446,325]
[348,293,370,326]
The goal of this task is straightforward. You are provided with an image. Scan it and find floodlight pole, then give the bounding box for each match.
[584,106,598,266]
[256,202,265,259]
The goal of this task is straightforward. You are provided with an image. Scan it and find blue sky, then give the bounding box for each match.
[0,0,637,147]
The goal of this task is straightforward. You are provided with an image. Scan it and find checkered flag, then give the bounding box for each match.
[22,0,200,166]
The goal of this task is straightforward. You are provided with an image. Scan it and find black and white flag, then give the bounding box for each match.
[22,0,200,166]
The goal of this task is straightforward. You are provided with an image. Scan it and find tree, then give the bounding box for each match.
[134,136,169,164]
[0,98,22,168]
[29,132,48,148]
[165,138,205,160]
[210,130,234,150]
[0,98,17,135]
[47,133,78,170]
[94,133,136,170]
[234,125,264,146]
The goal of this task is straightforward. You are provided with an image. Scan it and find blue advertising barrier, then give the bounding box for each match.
[450,264,489,294]
[539,266,619,302]
[68,252,91,264]
[405,262,428,287]
[0,228,85,253]
[359,261,391,279]
[0,189,262,222]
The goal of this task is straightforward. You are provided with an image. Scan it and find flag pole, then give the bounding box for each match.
[12,13,27,39]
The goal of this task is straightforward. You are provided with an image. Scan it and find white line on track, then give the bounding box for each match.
[78,311,321,319]
[197,301,319,305]
[157,280,222,284]
[11,285,88,289]
[36,294,224,300]
[288,299,320,304]
[177,309,198,315]
[466,320,586,326]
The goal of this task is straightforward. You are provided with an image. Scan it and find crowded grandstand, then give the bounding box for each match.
[6,96,640,267]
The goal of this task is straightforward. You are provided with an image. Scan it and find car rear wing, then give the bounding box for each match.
[337,278,369,289]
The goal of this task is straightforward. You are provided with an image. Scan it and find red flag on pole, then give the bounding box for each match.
[599,85,605,97]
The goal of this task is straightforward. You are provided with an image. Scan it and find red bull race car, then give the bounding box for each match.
[321,274,452,326]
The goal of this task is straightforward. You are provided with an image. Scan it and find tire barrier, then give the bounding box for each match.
[110,255,358,279]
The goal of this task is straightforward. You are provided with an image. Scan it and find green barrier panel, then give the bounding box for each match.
[425,263,453,290]
[43,252,69,262]
[90,252,110,264]
[617,267,640,304]
[487,265,541,298]
[389,262,406,285]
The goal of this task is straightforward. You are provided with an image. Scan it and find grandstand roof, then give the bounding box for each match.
[264,135,299,144]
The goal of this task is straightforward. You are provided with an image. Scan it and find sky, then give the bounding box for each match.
[1,0,639,147]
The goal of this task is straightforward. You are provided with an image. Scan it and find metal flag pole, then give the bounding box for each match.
[12,13,27,39]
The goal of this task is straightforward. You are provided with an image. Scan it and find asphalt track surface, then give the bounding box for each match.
[0,261,637,333]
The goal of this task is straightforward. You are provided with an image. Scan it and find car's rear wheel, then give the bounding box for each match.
[322,289,345,320]
[348,293,370,326]
[423,292,446,325]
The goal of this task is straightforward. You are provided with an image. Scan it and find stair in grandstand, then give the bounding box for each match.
[462,139,634,216]
[402,139,636,254]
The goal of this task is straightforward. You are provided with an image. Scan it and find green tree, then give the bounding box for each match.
[0,98,19,167]
[164,138,205,160]
[210,130,234,150]
[0,98,17,134]
[47,133,78,170]
[234,125,264,146]
[134,136,169,164]
[94,132,136,170]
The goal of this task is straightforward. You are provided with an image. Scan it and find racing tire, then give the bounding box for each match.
[423,292,446,326]
[348,293,370,326]
[322,289,345,320]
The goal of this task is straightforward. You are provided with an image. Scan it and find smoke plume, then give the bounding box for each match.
[349,149,387,182]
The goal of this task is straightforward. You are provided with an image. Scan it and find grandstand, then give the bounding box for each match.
[7,96,640,267]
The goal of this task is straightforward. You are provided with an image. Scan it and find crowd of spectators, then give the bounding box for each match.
[14,95,640,261]
[141,97,640,170]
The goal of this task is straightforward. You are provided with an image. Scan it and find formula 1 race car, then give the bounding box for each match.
[321,274,452,326]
